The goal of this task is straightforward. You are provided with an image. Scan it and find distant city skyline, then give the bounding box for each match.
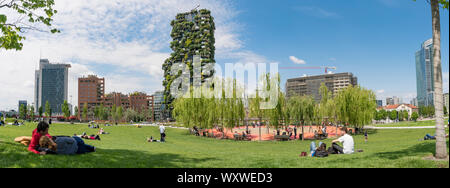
[0,0,448,111]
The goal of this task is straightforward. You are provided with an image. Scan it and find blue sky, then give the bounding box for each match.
[0,0,448,110]
[225,0,449,103]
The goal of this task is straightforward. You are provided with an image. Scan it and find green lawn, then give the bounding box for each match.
[374,118,449,127]
[0,122,448,168]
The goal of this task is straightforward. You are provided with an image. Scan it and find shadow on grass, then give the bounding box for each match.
[0,141,217,168]
[373,140,449,160]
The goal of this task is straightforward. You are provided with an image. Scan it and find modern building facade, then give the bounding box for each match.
[410,98,419,107]
[34,59,71,115]
[152,91,164,122]
[78,75,105,118]
[162,8,216,108]
[376,100,383,108]
[285,72,358,101]
[18,100,27,112]
[416,39,435,107]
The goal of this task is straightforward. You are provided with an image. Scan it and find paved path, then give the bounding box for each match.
[364,126,437,129]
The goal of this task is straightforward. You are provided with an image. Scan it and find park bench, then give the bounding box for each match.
[274,135,290,141]
[234,134,243,141]
[234,134,251,141]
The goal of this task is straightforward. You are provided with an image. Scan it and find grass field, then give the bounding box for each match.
[373,118,449,127]
[0,122,449,168]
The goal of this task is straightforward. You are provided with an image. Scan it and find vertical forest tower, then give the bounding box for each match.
[162,9,216,109]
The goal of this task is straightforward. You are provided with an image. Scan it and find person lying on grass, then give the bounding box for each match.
[422,133,449,140]
[28,122,53,155]
[147,136,160,142]
[331,127,354,155]
[39,135,96,155]
[74,132,101,140]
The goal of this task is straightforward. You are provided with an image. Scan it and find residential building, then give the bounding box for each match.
[416,39,435,107]
[77,75,154,121]
[18,100,27,112]
[386,97,395,106]
[393,96,401,105]
[378,104,419,123]
[285,72,358,102]
[34,59,71,115]
[162,8,216,108]
[78,75,105,118]
[102,92,154,121]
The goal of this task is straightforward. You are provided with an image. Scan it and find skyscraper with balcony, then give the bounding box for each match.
[162,8,216,109]
[415,39,434,107]
[34,59,71,115]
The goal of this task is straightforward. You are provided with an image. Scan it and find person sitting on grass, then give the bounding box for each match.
[309,141,328,157]
[29,122,53,155]
[98,128,109,135]
[330,127,354,155]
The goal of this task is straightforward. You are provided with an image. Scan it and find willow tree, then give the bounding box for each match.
[335,85,377,132]
[268,74,285,132]
[249,88,264,141]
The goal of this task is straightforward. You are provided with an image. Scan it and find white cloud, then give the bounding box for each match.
[0,0,264,110]
[376,89,385,94]
[293,6,340,19]
[289,56,306,65]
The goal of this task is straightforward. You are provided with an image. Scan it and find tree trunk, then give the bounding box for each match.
[431,0,447,159]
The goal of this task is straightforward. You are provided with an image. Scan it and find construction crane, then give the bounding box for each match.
[280,66,337,74]
[323,66,337,74]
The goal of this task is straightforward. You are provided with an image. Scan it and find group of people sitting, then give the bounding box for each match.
[309,127,355,157]
[88,124,100,129]
[27,122,97,155]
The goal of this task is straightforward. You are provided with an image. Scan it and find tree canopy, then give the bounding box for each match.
[1,0,60,50]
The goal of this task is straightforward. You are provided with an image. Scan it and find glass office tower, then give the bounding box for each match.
[34,59,71,115]
[415,39,434,107]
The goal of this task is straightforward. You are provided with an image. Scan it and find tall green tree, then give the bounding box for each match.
[82,103,88,121]
[74,106,78,119]
[62,100,70,121]
[116,106,123,123]
[28,105,34,120]
[0,0,60,50]
[44,101,51,118]
[19,104,27,120]
[38,106,43,120]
